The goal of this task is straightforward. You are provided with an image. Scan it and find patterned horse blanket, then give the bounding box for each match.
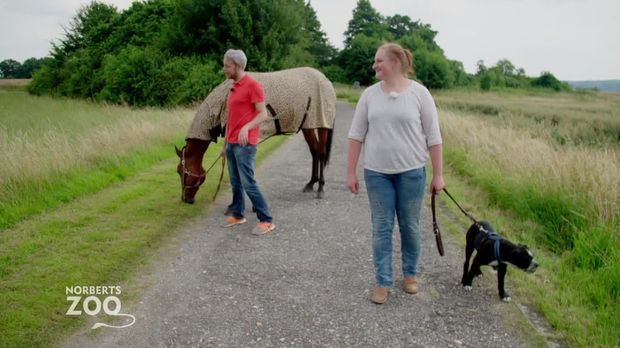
[187,67,336,142]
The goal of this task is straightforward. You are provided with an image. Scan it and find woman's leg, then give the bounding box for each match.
[364,169,397,288]
[395,167,426,279]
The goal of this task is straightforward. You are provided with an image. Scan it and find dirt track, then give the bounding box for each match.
[62,101,555,347]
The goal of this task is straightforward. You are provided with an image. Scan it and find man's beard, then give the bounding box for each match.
[227,71,239,80]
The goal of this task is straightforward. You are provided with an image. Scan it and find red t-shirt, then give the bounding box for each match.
[226,74,264,145]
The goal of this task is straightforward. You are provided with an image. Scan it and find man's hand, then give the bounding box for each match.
[238,125,249,146]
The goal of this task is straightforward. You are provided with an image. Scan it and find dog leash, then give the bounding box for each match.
[431,188,480,257]
[440,188,479,224]
[431,191,445,256]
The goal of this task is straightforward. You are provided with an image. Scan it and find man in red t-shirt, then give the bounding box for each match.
[220,49,275,236]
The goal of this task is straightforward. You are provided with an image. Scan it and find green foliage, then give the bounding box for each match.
[29,0,331,106]
[0,59,20,78]
[170,58,225,105]
[300,2,337,67]
[343,0,390,46]
[0,58,50,78]
[532,71,571,91]
[321,65,348,84]
[386,14,419,39]
[338,34,383,85]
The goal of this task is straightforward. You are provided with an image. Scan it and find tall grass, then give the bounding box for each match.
[0,88,194,228]
[437,92,619,346]
[0,85,289,347]
[434,90,620,148]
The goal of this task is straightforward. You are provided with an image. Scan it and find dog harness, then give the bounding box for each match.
[486,232,503,263]
[476,224,504,263]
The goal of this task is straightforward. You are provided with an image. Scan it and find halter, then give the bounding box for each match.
[180,147,206,190]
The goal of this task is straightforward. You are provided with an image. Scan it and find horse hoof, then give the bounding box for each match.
[303,186,314,193]
[316,191,324,199]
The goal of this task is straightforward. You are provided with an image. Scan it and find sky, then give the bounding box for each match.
[0,0,618,81]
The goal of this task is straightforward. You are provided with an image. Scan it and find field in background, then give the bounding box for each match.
[0,79,31,87]
[338,84,619,347]
[0,84,287,347]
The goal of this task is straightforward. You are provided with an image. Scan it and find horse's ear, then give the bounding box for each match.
[175,145,182,158]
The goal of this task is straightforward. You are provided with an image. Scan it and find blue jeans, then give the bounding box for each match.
[364,167,426,288]
[226,144,272,223]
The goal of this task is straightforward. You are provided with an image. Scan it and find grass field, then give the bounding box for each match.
[0,85,287,347]
[338,83,619,347]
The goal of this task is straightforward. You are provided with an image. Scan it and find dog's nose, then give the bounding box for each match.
[528,261,539,273]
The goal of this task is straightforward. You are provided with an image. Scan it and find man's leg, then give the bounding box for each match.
[233,145,272,223]
[225,144,245,218]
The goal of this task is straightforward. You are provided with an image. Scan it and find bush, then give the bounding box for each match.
[98,46,170,106]
[532,71,571,91]
[171,58,224,105]
[320,65,347,84]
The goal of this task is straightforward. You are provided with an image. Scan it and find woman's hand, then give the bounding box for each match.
[430,174,445,195]
[348,173,359,194]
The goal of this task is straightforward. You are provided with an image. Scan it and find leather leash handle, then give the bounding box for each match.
[431,190,445,257]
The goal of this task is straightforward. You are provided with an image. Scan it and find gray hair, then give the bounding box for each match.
[224,49,247,70]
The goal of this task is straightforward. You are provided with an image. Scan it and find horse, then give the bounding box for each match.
[176,67,336,204]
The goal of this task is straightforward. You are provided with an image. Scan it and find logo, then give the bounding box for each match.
[66,285,136,329]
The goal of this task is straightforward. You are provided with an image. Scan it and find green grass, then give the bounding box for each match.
[0,135,287,348]
[0,87,193,228]
[0,85,289,347]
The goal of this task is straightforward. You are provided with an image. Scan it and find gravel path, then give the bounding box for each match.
[63,101,545,348]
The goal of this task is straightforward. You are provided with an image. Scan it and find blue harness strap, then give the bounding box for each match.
[486,232,503,263]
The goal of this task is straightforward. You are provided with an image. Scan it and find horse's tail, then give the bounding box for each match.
[325,125,334,166]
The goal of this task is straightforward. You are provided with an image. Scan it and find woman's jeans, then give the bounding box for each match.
[364,167,426,288]
[226,143,272,223]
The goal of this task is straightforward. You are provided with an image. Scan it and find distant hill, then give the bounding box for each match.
[566,80,620,92]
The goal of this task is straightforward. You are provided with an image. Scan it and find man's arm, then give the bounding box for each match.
[238,102,268,145]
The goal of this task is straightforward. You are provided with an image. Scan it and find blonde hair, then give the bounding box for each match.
[378,42,414,77]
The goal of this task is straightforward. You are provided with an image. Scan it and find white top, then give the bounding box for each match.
[348,80,442,174]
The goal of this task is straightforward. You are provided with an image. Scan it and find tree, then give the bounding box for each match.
[17,58,50,78]
[58,2,120,55]
[343,0,389,46]
[532,71,570,91]
[301,1,337,67]
[338,34,382,85]
[0,59,21,78]
[386,14,419,39]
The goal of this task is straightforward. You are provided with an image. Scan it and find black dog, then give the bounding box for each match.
[461,220,538,301]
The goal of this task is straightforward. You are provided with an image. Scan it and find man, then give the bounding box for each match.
[220,49,275,236]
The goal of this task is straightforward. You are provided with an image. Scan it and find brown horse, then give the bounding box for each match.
[176,67,336,204]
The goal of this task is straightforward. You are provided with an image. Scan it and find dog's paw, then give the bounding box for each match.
[463,285,472,291]
[501,296,512,302]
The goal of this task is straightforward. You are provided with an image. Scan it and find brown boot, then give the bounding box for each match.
[371,287,389,304]
[403,277,419,294]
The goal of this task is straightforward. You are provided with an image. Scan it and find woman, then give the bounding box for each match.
[347,43,444,304]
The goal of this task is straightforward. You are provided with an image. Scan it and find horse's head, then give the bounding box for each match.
[175,139,210,204]
[178,81,229,203]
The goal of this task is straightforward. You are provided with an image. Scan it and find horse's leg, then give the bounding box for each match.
[316,128,329,199]
[302,128,319,192]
